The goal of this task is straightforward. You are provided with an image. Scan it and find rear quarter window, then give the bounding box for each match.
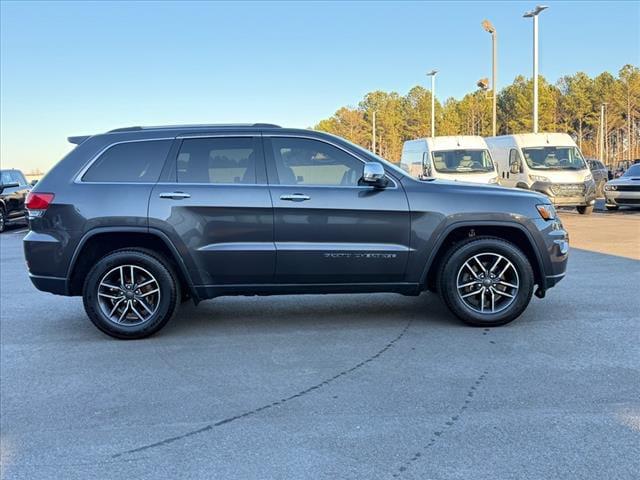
[82,140,172,182]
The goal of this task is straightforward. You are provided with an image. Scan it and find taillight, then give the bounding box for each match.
[26,192,55,218]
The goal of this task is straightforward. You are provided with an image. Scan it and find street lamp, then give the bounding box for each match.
[523,5,548,134]
[482,19,497,137]
[426,70,438,137]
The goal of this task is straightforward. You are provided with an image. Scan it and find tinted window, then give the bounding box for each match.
[82,140,171,182]
[270,137,363,186]
[177,137,258,184]
[623,164,640,177]
[1,170,26,185]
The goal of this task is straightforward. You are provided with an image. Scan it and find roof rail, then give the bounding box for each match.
[107,123,281,133]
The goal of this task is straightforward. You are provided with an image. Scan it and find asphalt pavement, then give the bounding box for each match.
[0,217,639,480]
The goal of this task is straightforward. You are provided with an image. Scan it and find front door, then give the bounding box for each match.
[264,135,411,284]
[148,135,275,286]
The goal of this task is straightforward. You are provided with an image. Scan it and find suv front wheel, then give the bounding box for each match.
[438,237,534,327]
[83,249,180,339]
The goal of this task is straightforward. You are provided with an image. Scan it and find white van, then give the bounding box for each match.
[485,133,597,214]
[400,136,499,185]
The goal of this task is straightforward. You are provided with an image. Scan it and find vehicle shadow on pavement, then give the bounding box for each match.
[161,291,458,337]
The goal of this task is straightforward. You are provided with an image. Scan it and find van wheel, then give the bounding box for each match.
[438,237,534,327]
[82,249,180,339]
[605,205,619,211]
[577,206,594,215]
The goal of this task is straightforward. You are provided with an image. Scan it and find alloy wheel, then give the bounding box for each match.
[97,264,161,326]
[456,252,520,314]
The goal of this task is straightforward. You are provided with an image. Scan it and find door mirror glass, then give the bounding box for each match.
[421,152,434,179]
[362,162,388,188]
[509,160,521,175]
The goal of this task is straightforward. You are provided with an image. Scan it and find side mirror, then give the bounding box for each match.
[30,179,38,186]
[362,162,388,188]
[509,160,521,175]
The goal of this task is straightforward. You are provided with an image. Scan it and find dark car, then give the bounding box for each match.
[0,168,31,233]
[586,159,608,197]
[24,124,569,339]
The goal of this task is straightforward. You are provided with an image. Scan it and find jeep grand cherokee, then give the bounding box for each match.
[24,124,569,339]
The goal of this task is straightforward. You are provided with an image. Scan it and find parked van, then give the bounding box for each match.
[486,133,596,214]
[400,136,499,185]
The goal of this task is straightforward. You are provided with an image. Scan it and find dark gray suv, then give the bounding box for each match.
[24,124,569,339]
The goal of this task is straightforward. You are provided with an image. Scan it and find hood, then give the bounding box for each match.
[607,175,640,185]
[420,178,549,203]
[434,170,498,184]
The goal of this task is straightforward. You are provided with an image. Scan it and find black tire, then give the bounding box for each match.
[82,249,180,339]
[0,207,5,233]
[437,236,534,327]
[577,205,594,215]
[605,205,619,211]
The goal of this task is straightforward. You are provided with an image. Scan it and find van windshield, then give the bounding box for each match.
[522,146,587,170]
[432,150,495,173]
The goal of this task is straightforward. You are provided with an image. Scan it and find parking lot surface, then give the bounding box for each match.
[1,212,639,480]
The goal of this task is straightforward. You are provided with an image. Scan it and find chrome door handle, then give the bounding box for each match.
[159,192,191,199]
[280,193,310,202]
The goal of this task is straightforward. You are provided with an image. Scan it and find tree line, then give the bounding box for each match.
[315,65,640,167]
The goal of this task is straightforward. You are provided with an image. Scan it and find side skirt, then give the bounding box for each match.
[194,282,422,299]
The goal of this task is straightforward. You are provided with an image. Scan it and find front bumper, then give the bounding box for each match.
[605,190,640,206]
[533,217,569,292]
[531,180,597,207]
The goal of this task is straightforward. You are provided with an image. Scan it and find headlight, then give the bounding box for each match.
[604,184,617,191]
[529,174,550,183]
[536,204,556,221]
[584,173,593,182]
[488,176,499,184]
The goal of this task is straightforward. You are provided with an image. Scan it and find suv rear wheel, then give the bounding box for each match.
[438,237,534,327]
[82,249,180,339]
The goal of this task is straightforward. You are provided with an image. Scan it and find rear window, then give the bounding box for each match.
[82,140,171,182]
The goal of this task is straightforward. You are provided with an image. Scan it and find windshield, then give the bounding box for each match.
[623,164,640,177]
[521,146,587,170]
[432,149,495,173]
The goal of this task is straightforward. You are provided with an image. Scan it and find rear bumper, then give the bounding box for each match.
[28,274,69,295]
[24,230,73,295]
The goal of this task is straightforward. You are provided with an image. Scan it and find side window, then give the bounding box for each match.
[177,137,258,184]
[82,140,171,182]
[269,137,363,186]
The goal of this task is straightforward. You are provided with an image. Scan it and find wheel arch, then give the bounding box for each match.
[421,221,546,291]
[67,227,199,301]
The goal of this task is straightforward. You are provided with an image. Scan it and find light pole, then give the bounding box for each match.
[523,5,548,133]
[427,70,438,137]
[372,110,376,154]
[482,20,497,136]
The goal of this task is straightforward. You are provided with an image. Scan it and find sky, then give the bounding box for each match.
[1,0,638,171]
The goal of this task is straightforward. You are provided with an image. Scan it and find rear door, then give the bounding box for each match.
[264,134,411,284]
[148,134,275,286]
